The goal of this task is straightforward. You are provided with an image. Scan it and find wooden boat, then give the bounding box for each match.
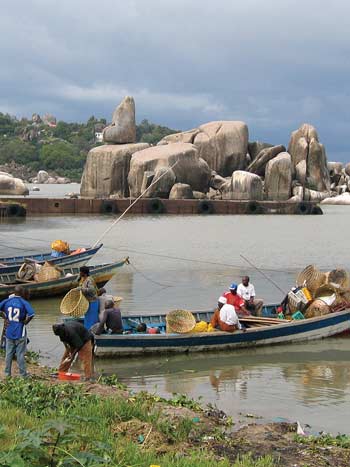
[0,244,103,275]
[92,304,350,357]
[0,258,128,300]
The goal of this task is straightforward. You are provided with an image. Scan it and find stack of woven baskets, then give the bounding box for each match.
[36,262,62,282]
[294,265,350,318]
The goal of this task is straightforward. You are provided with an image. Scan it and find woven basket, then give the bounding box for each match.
[36,262,62,282]
[326,269,350,289]
[296,265,327,294]
[304,299,330,319]
[166,309,196,334]
[60,289,89,317]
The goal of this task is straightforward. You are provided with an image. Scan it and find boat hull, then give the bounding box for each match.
[0,259,127,299]
[94,309,350,357]
[0,244,103,276]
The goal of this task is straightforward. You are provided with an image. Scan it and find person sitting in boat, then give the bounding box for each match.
[92,297,123,335]
[136,323,161,334]
[77,266,99,330]
[223,283,250,317]
[97,287,113,321]
[210,296,243,332]
[237,276,264,316]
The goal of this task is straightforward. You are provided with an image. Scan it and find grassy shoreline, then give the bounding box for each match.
[0,357,349,466]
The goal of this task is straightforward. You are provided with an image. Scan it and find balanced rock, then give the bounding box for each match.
[287,124,330,192]
[221,171,263,200]
[0,173,28,195]
[169,183,193,199]
[247,144,286,176]
[128,143,211,197]
[80,143,149,198]
[248,141,273,161]
[265,152,292,200]
[103,96,136,144]
[37,170,49,184]
[158,121,248,176]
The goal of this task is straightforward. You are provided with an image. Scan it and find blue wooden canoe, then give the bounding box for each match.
[93,305,350,357]
[0,258,128,300]
[0,244,103,275]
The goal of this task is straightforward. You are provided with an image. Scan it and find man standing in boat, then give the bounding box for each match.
[77,266,99,330]
[237,276,264,316]
[0,286,35,378]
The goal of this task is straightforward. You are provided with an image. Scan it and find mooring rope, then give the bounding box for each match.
[92,160,179,248]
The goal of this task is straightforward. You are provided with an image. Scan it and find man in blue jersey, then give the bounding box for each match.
[0,286,35,377]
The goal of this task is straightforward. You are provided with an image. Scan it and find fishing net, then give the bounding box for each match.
[304,299,330,318]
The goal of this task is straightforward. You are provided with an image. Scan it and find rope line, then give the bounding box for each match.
[92,160,179,247]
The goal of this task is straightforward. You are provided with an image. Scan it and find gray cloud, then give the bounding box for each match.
[1,0,350,160]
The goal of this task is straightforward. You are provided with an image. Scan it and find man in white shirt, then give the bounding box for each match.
[237,276,263,316]
[210,296,243,332]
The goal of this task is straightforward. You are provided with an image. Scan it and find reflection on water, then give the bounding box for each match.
[1,206,350,433]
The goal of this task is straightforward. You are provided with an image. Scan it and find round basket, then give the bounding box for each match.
[36,262,61,282]
[296,265,327,294]
[304,299,330,319]
[166,309,196,334]
[60,289,89,317]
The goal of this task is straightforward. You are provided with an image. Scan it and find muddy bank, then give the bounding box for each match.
[1,355,350,466]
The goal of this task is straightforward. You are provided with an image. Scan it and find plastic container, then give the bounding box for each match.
[58,371,81,381]
[291,311,305,320]
[302,287,312,301]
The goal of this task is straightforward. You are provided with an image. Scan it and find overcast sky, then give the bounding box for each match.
[1,0,349,160]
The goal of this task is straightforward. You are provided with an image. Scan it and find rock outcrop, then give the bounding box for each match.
[128,143,211,197]
[248,141,273,162]
[221,171,263,200]
[288,124,330,193]
[144,167,176,198]
[81,143,149,198]
[37,170,49,184]
[247,144,286,176]
[169,183,194,199]
[265,152,292,200]
[103,96,136,144]
[158,121,248,176]
[0,172,29,195]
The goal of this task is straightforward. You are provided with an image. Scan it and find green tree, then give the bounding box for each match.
[0,138,38,165]
[39,141,84,170]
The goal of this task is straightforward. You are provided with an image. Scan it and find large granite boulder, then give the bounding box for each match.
[265,152,292,200]
[328,162,343,175]
[345,163,350,177]
[0,173,28,195]
[37,170,49,184]
[103,96,136,144]
[144,167,176,198]
[292,185,329,202]
[158,121,248,176]
[80,143,149,198]
[248,141,273,161]
[321,192,350,205]
[287,124,330,192]
[221,171,263,200]
[247,144,286,176]
[169,183,194,199]
[128,143,211,197]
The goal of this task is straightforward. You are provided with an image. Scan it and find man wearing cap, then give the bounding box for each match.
[237,276,264,316]
[223,283,250,317]
[92,297,123,335]
[210,296,242,332]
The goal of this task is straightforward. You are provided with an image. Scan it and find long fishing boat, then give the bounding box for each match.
[92,305,350,357]
[0,258,128,300]
[0,244,103,275]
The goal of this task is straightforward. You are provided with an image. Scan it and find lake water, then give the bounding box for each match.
[1,195,350,434]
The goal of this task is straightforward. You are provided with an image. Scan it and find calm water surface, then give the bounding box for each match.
[1,200,350,433]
